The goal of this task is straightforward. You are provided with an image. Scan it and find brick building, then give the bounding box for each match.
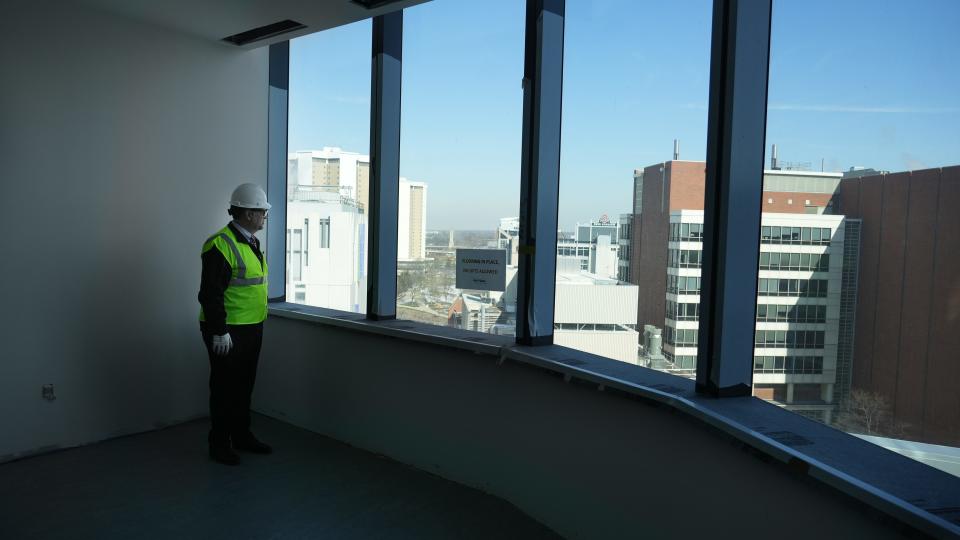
[838,166,960,446]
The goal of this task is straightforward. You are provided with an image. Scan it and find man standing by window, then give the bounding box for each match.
[198,183,273,465]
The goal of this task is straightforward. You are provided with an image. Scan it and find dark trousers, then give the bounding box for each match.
[202,323,263,446]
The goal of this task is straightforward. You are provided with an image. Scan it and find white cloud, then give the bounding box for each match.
[681,103,960,114]
[768,104,960,114]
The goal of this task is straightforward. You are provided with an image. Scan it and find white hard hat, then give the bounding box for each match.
[230,183,271,210]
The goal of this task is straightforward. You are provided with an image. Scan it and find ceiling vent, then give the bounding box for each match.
[222,20,307,46]
[352,0,407,9]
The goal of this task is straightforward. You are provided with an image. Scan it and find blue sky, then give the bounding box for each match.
[289,0,960,230]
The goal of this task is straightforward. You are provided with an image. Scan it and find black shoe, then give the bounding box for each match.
[209,445,240,466]
[233,433,273,454]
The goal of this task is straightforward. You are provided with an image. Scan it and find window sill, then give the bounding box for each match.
[269,302,960,538]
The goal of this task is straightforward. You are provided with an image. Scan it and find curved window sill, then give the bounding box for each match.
[268,302,960,538]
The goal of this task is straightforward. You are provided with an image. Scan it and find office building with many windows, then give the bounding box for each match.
[632,163,856,420]
[660,210,859,423]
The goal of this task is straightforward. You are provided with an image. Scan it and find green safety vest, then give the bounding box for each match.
[199,225,268,325]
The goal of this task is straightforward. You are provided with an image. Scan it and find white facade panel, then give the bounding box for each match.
[554,330,639,365]
[554,279,639,326]
[287,199,367,313]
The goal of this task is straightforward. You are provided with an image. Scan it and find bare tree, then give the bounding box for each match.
[835,389,908,438]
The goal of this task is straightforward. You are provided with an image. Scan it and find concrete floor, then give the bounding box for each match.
[0,414,560,539]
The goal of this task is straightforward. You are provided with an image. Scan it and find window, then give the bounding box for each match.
[759,226,832,245]
[668,249,703,269]
[557,0,710,368]
[304,218,310,266]
[395,0,523,332]
[754,355,824,375]
[667,275,702,295]
[665,327,699,347]
[666,301,700,322]
[752,0,960,467]
[669,222,705,243]
[273,6,960,525]
[756,303,827,323]
[289,229,303,283]
[758,278,827,297]
[286,20,371,312]
[318,218,330,249]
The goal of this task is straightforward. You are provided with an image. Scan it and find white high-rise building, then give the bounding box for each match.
[286,186,367,313]
[288,147,370,208]
[287,148,430,326]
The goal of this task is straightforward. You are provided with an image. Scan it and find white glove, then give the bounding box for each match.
[212,333,233,356]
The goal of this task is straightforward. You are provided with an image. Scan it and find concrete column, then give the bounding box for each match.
[786,383,794,404]
[822,383,834,404]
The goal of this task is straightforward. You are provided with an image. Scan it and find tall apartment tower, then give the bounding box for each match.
[398,178,427,261]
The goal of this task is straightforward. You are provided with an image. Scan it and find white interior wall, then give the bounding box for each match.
[255,316,907,540]
[0,0,268,460]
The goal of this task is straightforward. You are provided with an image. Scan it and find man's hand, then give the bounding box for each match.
[212,333,233,356]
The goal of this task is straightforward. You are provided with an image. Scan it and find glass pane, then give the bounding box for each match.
[757,0,960,477]
[286,20,371,312]
[396,0,522,332]
[558,0,711,371]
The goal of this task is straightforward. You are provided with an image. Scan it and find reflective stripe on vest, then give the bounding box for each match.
[231,277,265,286]
[208,232,264,287]
[200,226,268,325]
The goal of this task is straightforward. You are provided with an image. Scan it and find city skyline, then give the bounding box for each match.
[289,0,960,230]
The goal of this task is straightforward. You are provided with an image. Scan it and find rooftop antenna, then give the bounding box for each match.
[673,139,680,161]
[771,144,779,170]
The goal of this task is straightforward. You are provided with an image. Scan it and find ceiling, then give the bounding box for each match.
[76,0,431,48]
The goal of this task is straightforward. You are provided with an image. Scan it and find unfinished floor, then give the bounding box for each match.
[0,414,560,539]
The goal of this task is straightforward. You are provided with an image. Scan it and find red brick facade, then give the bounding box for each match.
[839,166,960,446]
